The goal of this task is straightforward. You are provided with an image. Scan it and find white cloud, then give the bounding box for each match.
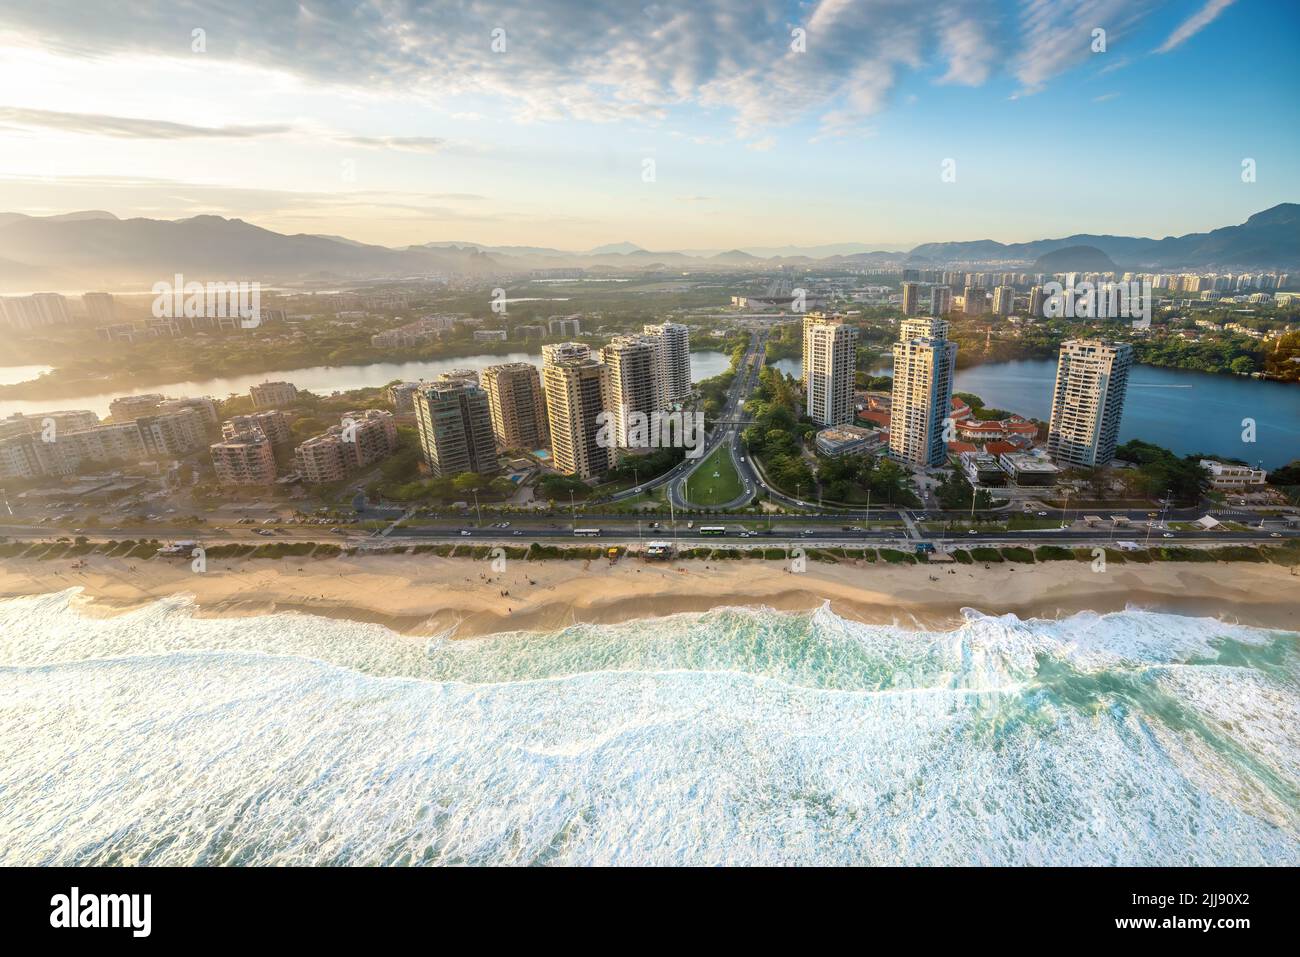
[1154,0,1236,54]
[0,0,1179,138]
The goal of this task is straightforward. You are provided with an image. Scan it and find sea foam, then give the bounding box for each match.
[0,590,1296,865]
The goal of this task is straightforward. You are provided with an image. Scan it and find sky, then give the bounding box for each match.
[0,0,1296,251]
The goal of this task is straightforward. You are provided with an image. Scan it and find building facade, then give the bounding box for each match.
[802,313,859,427]
[542,356,610,479]
[413,377,500,477]
[481,362,550,451]
[1046,339,1132,467]
[888,317,957,467]
[642,321,691,406]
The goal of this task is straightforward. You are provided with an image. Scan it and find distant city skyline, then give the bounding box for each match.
[1,0,1297,249]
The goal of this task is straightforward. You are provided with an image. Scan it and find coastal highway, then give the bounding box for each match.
[3,518,1296,551]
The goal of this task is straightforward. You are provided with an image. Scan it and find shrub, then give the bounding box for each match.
[878,548,916,564]
[1034,546,1073,561]
[969,547,1003,563]
[1000,546,1035,563]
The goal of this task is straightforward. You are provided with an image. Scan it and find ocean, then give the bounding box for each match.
[1,589,1297,866]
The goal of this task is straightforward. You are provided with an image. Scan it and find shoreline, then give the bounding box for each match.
[1,552,1297,637]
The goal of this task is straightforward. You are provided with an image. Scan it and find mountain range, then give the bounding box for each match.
[0,204,1295,292]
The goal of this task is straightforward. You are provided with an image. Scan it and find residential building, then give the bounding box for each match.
[473,329,508,342]
[548,315,582,336]
[211,431,278,485]
[992,285,1015,317]
[294,411,398,484]
[223,410,292,447]
[542,355,610,479]
[542,341,590,364]
[901,282,922,317]
[109,394,165,420]
[1047,340,1132,467]
[802,312,858,427]
[601,335,660,449]
[930,285,951,316]
[413,376,499,476]
[388,381,423,416]
[642,321,691,406]
[888,317,957,467]
[481,362,549,450]
[82,292,116,324]
[250,380,299,408]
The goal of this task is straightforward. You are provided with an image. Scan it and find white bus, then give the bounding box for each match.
[698,526,726,536]
[573,528,602,537]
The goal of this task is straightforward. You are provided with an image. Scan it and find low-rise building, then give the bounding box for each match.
[814,425,885,457]
[998,450,1061,486]
[960,451,1006,487]
[1199,458,1267,489]
[250,380,299,408]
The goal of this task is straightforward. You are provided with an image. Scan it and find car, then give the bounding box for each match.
[1271,532,1283,538]
[648,522,661,529]
[801,529,814,536]
[459,530,472,536]
[1162,533,1174,539]
[255,529,274,537]
[1037,511,1047,517]
[512,530,524,536]
[968,529,977,535]
[330,527,343,534]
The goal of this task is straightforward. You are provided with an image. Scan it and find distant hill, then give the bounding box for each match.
[0,204,1295,292]
[908,204,1300,269]
[1033,245,1116,273]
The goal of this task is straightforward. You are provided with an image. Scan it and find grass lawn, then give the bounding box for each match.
[684,444,745,506]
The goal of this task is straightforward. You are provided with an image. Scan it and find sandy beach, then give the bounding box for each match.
[1,549,1297,637]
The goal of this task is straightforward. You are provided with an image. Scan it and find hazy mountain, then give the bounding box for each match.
[1033,245,1117,273]
[0,205,1294,293]
[0,215,503,289]
[908,204,1300,269]
[587,241,644,255]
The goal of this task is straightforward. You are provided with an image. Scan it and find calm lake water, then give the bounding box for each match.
[0,351,734,421]
[773,356,1298,468]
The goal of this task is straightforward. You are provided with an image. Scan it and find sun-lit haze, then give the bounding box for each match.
[1,0,1297,249]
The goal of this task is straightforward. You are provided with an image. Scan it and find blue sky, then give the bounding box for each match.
[0,0,1295,250]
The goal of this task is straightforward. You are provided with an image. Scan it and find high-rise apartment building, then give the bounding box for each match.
[541,341,590,365]
[1046,340,1132,467]
[481,362,549,451]
[802,313,859,427]
[962,286,988,315]
[930,285,951,316]
[992,285,1016,316]
[889,317,957,467]
[901,282,922,316]
[600,335,660,449]
[413,376,500,477]
[1029,285,1047,317]
[82,292,116,324]
[542,356,610,479]
[642,321,691,406]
